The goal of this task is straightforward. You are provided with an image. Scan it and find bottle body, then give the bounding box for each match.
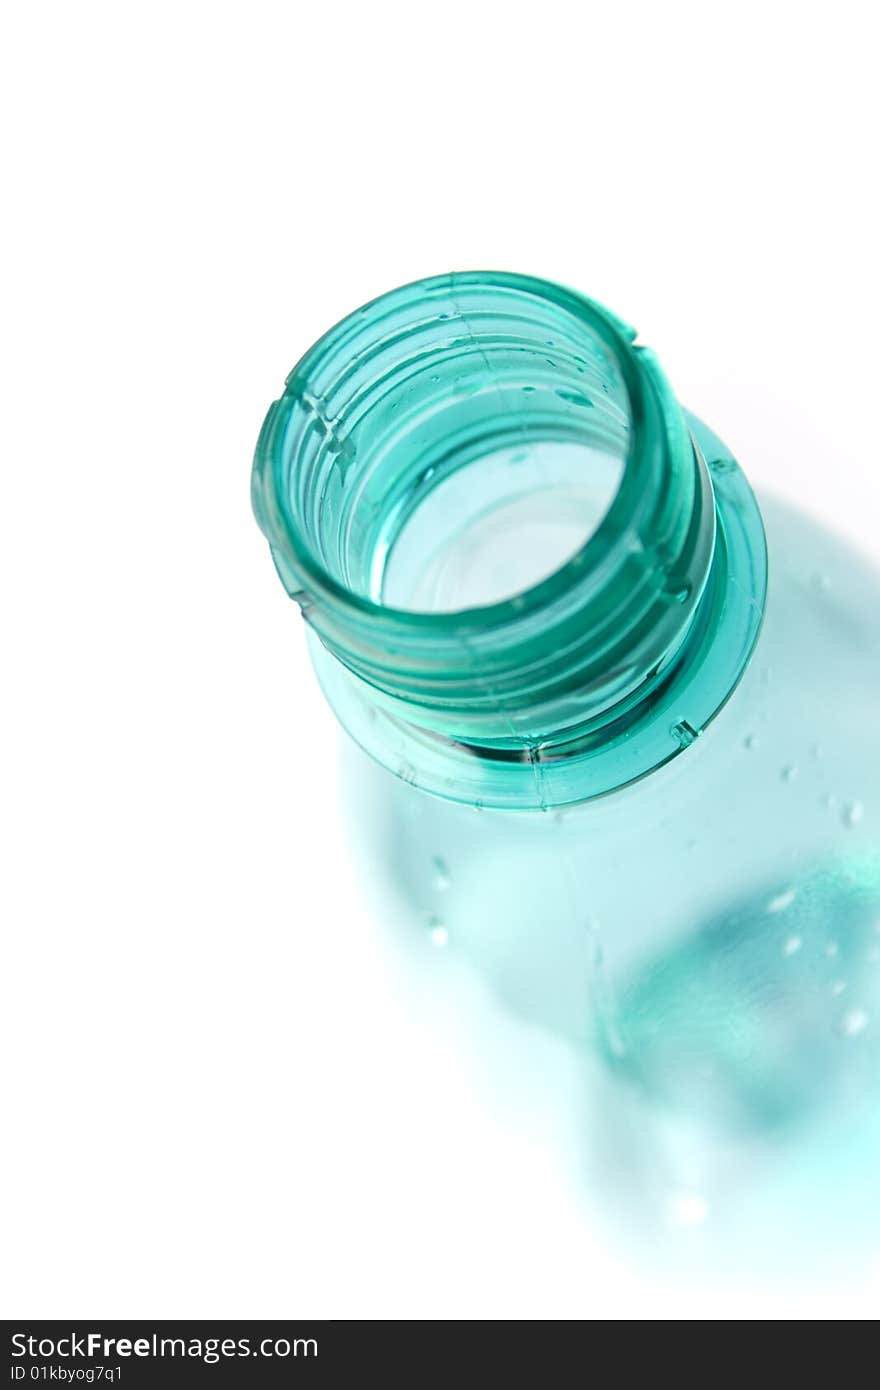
[341,489,880,1140]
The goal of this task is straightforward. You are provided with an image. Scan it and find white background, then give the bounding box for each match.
[2,2,878,1319]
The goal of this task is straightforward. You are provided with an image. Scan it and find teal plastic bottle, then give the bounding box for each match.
[252,272,880,1166]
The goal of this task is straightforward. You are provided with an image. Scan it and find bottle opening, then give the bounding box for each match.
[254,272,767,805]
[382,440,624,613]
[276,272,631,616]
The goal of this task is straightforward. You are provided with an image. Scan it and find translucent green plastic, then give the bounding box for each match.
[253,273,767,807]
[253,273,880,1234]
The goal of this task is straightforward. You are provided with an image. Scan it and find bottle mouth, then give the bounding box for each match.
[253,272,766,804]
[254,273,710,712]
[254,272,643,625]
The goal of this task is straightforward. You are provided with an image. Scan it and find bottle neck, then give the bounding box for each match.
[253,272,766,807]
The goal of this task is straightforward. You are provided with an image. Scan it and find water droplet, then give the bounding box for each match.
[668,1192,709,1227]
[607,1032,628,1060]
[555,388,594,408]
[810,743,822,759]
[781,764,799,783]
[783,934,803,956]
[811,572,832,592]
[426,917,449,948]
[767,887,797,914]
[838,1007,869,1038]
[842,800,864,828]
[432,856,451,891]
[744,734,758,750]
[831,980,848,997]
[826,941,840,958]
[667,580,692,604]
[823,793,838,810]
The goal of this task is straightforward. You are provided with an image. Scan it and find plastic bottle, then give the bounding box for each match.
[252,271,880,1167]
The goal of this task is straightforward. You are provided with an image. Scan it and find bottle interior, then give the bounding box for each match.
[288,279,631,613]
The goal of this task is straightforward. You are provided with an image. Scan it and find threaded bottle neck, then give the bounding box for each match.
[253,273,766,806]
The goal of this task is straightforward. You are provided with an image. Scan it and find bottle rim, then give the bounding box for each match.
[252,272,767,802]
[253,270,684,633]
